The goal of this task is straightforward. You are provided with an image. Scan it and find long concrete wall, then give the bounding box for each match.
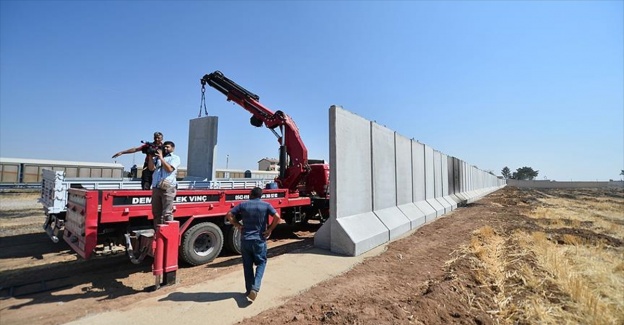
[315,106,506,256]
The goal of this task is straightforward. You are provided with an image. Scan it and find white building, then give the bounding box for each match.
[258,158,279,171]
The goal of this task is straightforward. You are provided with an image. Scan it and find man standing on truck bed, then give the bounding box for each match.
[112,131,164,190]
[226,187,281,302]
[148,140,180,228]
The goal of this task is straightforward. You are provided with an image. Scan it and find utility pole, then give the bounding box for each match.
[226,154,229,169]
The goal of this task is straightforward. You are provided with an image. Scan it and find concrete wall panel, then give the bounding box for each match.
[396,135,426,228]
[395,134,412,205]
[433,151,443,198]
[441,154,459,209]
[334,213,388,256]
[450,157,467,204]
[371,123,410,240]
[424,145,435,200]
[398,203,426,229]
[441,154,449,196]
[412,141,426,202]
[334,109,373,217]
[413,201,437,221]
[315,106,388,256]
[316,105,505,256]
[371,122,411,240]
[372,123,398,210]
[424,145,445,216]
[411,141,436,221]
[433,150,452,213]
[187,116,218,181]
[374,207,410,240]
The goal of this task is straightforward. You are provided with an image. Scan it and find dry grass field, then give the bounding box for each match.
[1,186,622,325]
[237,187,624,325]
[462,189,623,324]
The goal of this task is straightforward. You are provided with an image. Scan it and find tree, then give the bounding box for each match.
[513,166,539,180]
[501,166,511,179]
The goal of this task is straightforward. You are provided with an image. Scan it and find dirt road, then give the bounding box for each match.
[1,187,622,325]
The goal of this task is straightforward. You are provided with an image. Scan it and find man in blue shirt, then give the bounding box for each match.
[226,187,281,302]
[148,141,181,228]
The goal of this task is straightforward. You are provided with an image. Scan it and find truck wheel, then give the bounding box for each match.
[224,225,241,255]
[181,222,223,266]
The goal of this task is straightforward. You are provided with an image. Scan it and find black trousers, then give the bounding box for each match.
[141,168,153,190]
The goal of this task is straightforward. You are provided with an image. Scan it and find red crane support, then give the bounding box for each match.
[200,71,311,194]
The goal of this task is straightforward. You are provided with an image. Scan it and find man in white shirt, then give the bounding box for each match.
[148,140,181,228]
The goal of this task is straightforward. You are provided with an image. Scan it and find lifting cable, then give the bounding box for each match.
[198,84,208,117]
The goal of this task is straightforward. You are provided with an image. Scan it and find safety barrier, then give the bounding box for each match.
[315,106,505,256]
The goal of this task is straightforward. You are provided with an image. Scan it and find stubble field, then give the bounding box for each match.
[1,186,623,325]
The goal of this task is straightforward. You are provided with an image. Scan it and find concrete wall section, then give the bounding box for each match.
[316,105,505,257]
[461,161,468,194]
[457,159,470,201]
[441,154,459,209]
[464,164,477,202]
[453,158,468,202]
[396,134,426,228]
[187,116,218,181]
[473,166,485,202]
[395,134,413,206]
[371,123,411,240]
[412,142,426,202]
[315,106,388,256]
[412,141,437,221]
[434,151,454,212]
[448,156,465,204]
[424,145,445,217]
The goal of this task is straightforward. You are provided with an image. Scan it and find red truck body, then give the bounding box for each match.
[63,187,313,264]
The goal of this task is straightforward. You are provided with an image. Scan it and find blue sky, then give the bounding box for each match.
[1,1,622,181]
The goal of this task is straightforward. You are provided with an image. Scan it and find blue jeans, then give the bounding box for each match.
[241,239,267,294]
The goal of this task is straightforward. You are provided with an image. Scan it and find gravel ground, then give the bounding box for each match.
[0,191,46,237]
[0,191,42,211]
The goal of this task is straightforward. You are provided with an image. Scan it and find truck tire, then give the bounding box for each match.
[181,222,223,266]
[224,225,242,255]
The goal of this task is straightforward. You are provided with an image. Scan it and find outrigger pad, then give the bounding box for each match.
[162,272,177,286]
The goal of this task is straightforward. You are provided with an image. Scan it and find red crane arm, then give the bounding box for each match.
[200,71,310,193]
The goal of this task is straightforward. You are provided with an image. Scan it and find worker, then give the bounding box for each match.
[225,187,281,302]
[112,131,164,190]
[148,141,181,228]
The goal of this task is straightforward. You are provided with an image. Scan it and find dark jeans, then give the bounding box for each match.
[141,169,153,190]
[151,187,176,228]
[241,239,267,294]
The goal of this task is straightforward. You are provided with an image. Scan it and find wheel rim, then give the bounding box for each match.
[194,231,216,257]
[233,227,241,253]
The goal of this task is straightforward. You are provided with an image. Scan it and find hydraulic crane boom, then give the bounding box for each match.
[200,71,310,194]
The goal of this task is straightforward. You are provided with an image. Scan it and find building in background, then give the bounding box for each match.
[258,157,279,171]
